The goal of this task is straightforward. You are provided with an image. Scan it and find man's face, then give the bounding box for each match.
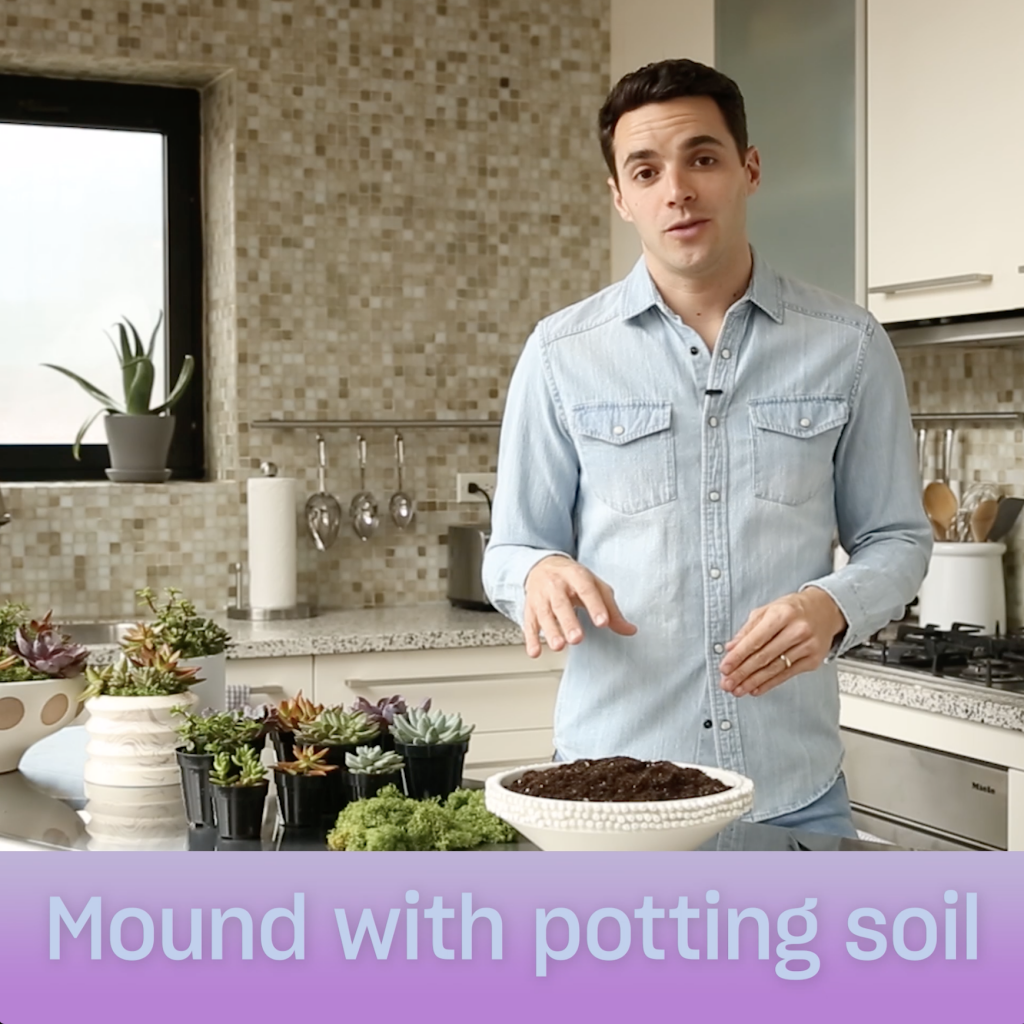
[608,96,760,283]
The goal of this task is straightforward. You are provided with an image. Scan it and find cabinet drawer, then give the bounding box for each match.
[227,657,312,701]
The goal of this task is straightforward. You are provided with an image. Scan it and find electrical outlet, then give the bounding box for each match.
[456,472,497,503]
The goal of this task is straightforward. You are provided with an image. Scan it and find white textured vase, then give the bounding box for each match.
[83,691,197,787]
[182,652,227,712]
[84,781,188,850]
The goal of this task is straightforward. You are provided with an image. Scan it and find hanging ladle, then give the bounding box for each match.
[389,432,417,529]
[305,433,342,551]
[349,434,379,542]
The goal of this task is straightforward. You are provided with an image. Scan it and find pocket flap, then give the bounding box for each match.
[572,401,672,445]
[748,396,849,439]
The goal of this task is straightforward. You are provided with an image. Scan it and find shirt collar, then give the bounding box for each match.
[618,246,785,324]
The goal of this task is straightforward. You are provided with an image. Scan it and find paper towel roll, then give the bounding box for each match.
[247,475,297,609]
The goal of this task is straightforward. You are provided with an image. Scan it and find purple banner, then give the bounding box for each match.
[2,852,1022,1023]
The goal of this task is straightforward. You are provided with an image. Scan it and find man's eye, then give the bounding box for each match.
[633,167,656,181]
[694,155,717,167]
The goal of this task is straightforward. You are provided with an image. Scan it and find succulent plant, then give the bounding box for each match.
[11,612,88,679]
[349,694,432,732]
[295,708,380,746]
[269,691,324,733]
[42,312,195,460]
[344,745,405,776]
[173,707,262,755]
[274,744,339,777]
[79,650,200,700]
[390,708,475,746]
[0,602,29,650]
[136,587,232,659]
[210,746,266,788]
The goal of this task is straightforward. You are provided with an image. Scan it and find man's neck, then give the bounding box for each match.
[646,246,754,349]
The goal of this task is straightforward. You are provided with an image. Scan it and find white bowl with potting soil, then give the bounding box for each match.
[485,757,754,852]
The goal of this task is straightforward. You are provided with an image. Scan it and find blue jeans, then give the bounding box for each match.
[760,773,858,838]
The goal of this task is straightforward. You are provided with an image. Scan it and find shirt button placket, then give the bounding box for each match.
[704,320,745,777]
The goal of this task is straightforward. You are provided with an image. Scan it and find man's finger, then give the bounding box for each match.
[730,636,816,696]
[725,605,767,650]
[720,607,789,677]
[570,574,612,628]
[549,588,585,645]
[536,601,568,652]
[749,650,818,697]
[594,579,638,636]
[522,605,542,659]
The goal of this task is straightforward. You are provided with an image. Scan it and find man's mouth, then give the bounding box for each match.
[666,219,709,238]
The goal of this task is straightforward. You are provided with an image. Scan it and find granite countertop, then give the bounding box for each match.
[88,602,524,663]
[838,658,1024,734]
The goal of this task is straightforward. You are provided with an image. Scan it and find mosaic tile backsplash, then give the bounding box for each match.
[0,0,610,619]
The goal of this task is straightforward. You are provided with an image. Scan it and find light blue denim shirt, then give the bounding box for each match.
[482,251,932,820]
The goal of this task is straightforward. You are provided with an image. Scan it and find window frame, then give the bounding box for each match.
[0,73,205,481]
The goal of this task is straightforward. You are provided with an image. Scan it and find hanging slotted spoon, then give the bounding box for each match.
[305,434,342,551]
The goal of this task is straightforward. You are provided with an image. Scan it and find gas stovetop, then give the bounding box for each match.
[846,623,1024,691]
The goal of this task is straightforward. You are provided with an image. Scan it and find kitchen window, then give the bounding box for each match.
[0,74,204,481]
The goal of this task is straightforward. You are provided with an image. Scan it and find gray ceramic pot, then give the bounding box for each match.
[103,414,175,482]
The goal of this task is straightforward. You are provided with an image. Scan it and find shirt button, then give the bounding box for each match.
[708,416,718,427]
[713,643,724,654]
[703,719,713,729]
[709,567,721,580]
[690,346,699,356]
[720,720,732,731]
[799,417,811,428]
[612,425,624,436]
[721,349,732,360]
[709,491,720,502]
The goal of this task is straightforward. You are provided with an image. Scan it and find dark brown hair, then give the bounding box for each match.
[598,59,748,181]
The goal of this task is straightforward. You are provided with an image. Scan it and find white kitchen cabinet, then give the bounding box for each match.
[227,656,313,704]
[313,646,566,779]
[866,0,1024,322]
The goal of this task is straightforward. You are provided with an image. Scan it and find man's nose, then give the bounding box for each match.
[665,163,696,204]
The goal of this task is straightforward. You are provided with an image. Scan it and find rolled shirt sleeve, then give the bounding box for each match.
[482,325,579,627]
[799,315,933,654]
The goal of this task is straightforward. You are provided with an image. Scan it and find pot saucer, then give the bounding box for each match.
[105,469,172,483]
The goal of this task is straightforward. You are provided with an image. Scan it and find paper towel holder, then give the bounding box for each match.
[227,560,317,621]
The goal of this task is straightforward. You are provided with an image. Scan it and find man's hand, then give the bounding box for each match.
[522,555,638,658]
[718,587,846,697]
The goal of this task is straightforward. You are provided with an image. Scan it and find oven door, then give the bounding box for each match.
[841,727,1007,851]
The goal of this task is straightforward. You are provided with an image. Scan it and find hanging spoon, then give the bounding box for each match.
[388,432,417,529]
[349,434,379,542]
[305,434,342,551]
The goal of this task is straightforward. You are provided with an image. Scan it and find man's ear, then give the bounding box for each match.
[744,146,762,195]
[609,176,634,223]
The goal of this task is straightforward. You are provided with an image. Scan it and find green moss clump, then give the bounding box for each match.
[325,785,517,852]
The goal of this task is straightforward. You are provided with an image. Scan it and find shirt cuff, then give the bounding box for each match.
[484,548,569,628]
[799,575,868,659]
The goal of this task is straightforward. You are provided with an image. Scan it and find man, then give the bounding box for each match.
[481,59,931,836]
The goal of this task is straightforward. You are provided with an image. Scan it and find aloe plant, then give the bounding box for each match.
[43,313,195,459]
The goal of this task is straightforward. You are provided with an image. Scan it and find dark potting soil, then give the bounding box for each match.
[507,756,731,802]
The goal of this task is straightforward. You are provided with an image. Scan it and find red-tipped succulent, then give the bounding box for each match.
[13,612,89,678]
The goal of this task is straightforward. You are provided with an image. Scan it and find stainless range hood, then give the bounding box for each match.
[886,311,1024,350]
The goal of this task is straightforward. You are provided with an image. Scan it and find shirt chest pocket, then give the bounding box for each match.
[571,401,677,515]
[749,396,850,506]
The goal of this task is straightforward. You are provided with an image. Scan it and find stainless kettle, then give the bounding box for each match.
[446,526,492,611]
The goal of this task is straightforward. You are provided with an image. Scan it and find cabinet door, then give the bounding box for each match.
[314,646,565,772]
[227,656,313,704]
[867,0,1024,322]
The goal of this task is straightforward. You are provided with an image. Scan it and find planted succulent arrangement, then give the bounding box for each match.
[267,691,324,763]
[0,605,90,773]
[43,312,194,478]
[0,610,88,683]
[173,707,262,755]
[209,746,269,841]
[79,644,200,700]
[350,694,431,733]
[136,587,232,659]
[345,744,406,802]
[390,708,475,801]
[274,744,339,777]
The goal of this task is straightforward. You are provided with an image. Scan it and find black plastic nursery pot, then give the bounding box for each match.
[394,740,469,800]
[270,731,295,764]
[211,781,269,840]
[274,770,328,828]
[318,742,364,821]
[176,749,216,828]
[349,771,403,801]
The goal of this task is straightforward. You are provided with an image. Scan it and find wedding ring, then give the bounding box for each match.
[779,652,792,670]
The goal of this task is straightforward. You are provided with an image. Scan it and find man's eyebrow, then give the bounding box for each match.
[621,135,727,168]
